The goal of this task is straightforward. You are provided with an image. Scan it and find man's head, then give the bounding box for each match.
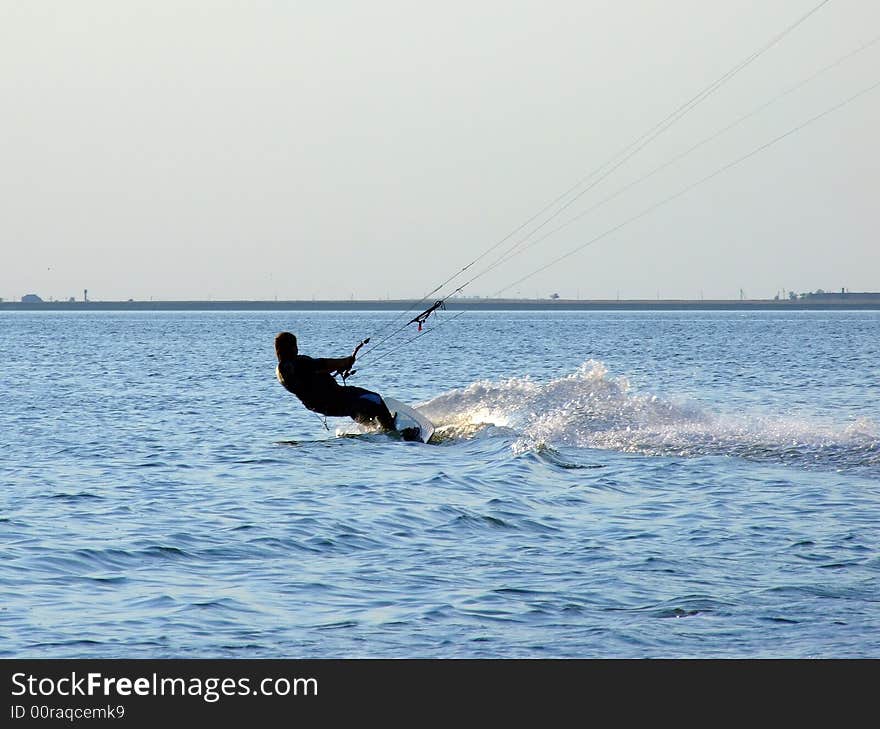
[275,331,298,361]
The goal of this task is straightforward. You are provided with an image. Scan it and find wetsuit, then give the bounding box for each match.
[276,355,395,430]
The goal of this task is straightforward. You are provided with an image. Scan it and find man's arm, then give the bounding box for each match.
[311,356,356,374]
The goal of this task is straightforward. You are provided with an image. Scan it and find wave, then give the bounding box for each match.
[418,361,880,473]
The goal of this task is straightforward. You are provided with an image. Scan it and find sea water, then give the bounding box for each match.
[1,310,878,658]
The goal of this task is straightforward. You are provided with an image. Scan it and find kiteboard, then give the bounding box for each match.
[383,397,435,443]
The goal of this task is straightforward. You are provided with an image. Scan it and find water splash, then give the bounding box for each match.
[419,361,880,472]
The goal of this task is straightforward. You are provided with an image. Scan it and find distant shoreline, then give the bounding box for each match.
[3,298,880,311]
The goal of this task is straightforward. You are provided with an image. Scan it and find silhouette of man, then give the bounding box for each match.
[274,331,395,431]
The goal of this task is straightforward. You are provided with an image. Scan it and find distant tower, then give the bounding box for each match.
[84,289,88,303]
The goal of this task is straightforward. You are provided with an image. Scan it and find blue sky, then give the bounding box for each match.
[2,0,878,301]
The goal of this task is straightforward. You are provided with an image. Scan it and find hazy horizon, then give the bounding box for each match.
[2,1,878,303]
[5,288,878,304]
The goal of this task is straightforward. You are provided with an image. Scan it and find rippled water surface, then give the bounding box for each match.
[2,310,879,657]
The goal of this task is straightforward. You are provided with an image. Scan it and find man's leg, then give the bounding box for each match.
[346,388,396,431]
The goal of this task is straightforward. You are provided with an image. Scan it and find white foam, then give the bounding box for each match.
[419,361,880,467]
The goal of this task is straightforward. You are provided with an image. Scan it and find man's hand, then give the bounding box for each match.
[341,355,356,372]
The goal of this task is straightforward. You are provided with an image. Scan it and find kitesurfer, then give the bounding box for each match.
[274,331,396,431]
